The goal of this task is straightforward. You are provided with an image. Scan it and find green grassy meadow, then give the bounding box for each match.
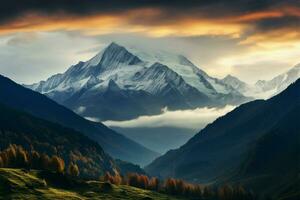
[0,168,186,200]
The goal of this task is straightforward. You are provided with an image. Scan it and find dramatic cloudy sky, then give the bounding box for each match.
[0,0,300,84]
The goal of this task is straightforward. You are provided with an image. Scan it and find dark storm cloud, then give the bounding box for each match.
[0,0,299,25]
[255,16,300,32]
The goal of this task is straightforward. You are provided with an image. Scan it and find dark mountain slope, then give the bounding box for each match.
[0,103,116,178]
[0,75,158,166]
[228,105,300,199]
[146,79,300,186]
[64,79,165,121]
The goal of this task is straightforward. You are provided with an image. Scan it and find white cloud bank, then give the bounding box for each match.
[101,106,235,130]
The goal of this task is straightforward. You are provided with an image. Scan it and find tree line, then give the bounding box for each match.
[0,144,79,177]
[101,172,257,200]
[0,144,257,199]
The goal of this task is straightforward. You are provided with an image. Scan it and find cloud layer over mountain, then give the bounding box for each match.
[102,106,235,129]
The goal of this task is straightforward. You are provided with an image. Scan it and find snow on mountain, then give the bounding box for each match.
[26,42,249,120]
[133,62,194,95]
[254,63,300,97]
[128,46,238,96]
[220,63,300,100]
[221,74,251,94]
[220,74,279,100]
[30,43,145,100]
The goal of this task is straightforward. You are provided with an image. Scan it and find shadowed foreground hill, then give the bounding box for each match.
[146,79,300,198]
[0,74,158,166]
[229,104,300,199]
[0,168,185,200]
[0,103,117,178]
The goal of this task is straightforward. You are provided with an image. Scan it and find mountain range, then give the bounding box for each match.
[145,77,300,198]
[223,63,300,99]
[26,42,250,121]
[0,75,158,166]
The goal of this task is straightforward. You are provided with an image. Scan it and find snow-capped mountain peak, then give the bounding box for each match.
[83,42,142,70]
[222,74,250,94]
[126,46,236,96]
[220,63,300,100]
[25,42,249,120]
[254,63,300,97]
[99,42,142,67]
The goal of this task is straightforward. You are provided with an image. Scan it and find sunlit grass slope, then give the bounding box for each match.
[0,168,186,200]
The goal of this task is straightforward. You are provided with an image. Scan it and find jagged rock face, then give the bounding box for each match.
[26,42,249,120]
[98,43,142,69]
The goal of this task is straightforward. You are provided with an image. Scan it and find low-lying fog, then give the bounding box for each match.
[87,106,235,154]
